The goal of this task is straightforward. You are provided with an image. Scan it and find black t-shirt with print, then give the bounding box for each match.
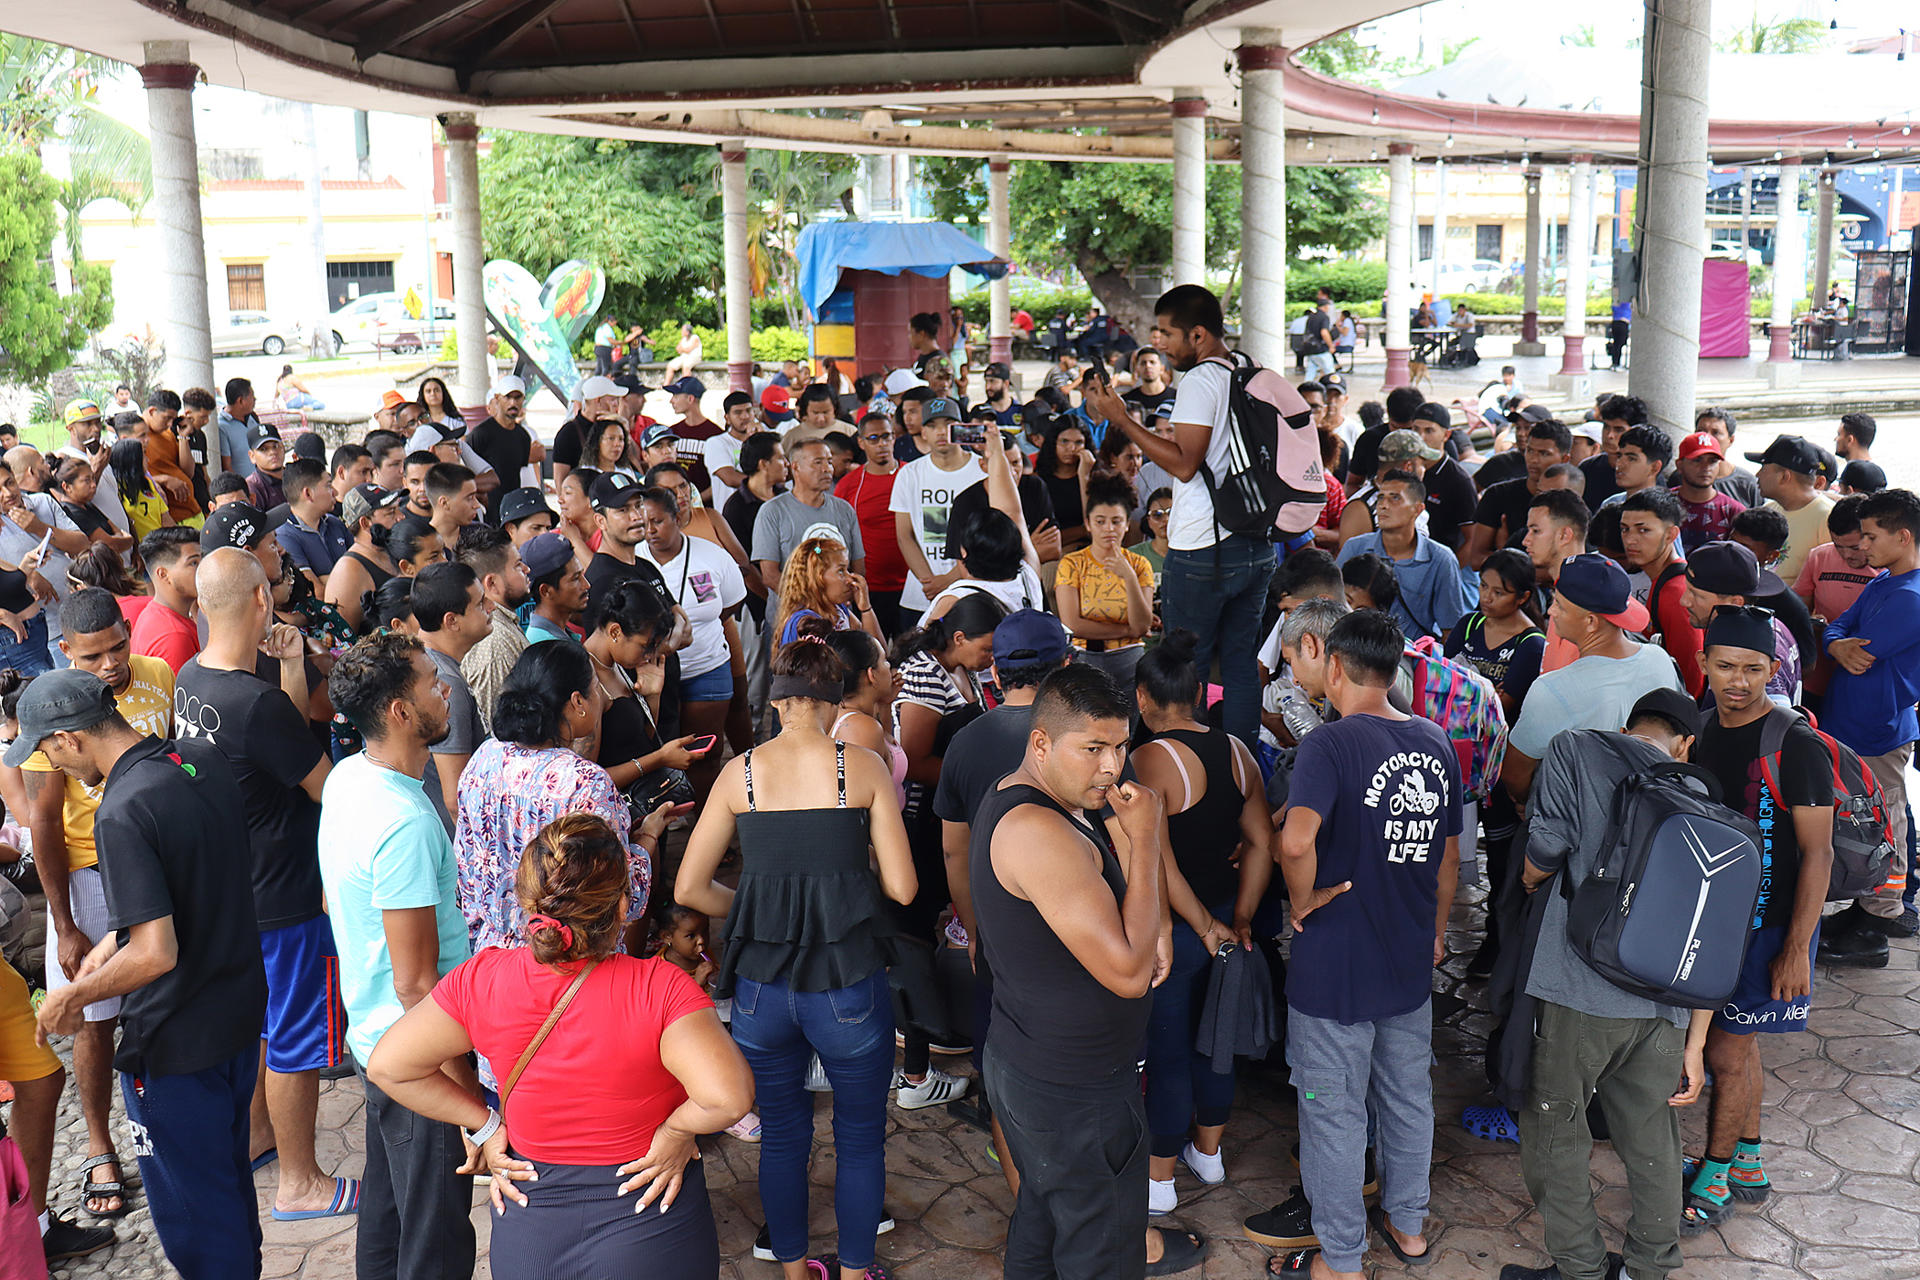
[468,416,533,521]
[1474,478,1535,550]
[174,661,326,930]
[94,736,268,1075]
[1693,712,1832,932]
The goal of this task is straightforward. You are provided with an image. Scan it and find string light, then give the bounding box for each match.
[1370,105,1379,124]
[1305,134,1314,150]
[1445,131,1455,148]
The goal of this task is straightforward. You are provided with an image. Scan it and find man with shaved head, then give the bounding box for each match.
[174,547,351,1221]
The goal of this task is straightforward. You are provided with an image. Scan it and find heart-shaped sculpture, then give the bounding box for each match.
[540,259,606,348]
[483,258,605,400]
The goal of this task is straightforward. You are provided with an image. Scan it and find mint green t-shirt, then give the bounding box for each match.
[318,751,472,1062]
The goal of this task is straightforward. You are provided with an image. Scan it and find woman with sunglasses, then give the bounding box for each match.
[833,401,906,637]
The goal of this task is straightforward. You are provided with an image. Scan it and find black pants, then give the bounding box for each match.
[356,1067,476,1280]
[594,345,614,375]
[491,1157,718,1280]
[1606,320,1629,367]
[986,1051,1148,1280]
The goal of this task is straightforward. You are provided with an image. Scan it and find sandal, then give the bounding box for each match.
[1682,1156,1771,1205]
[1145,1226,1209,1276]
[1268,1247,1320,1276]
[77,1154,129,1219]
[817,1254,891,1279]
[1461,1104,1521,1144]
[1680,1190,1733,1235]
[1370,1205,1434,1266]
[726,1113,763,1142]
[270,1176,361,1222]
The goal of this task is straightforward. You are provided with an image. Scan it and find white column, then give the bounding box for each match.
[138,44,213,396]
[1237,31,1287,368]
[1768,161,1804,381]
[1516,168,1546,355]
[988,160,1012,367]
[1553,155,1594,393]
[1812,169,1836,309]
[300,102,335,360]
[1171,90,1207,286]
[1626,0,1711,437]
[720,141,752,393]
[1430,158,1449,296]
[444,113,489,404]
[1384,144,1414,387]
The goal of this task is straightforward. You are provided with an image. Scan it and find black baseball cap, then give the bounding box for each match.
[1841,460,1888,492]
[1628,687,1701,739]
[498,487,554,525]
[589,472,645,511]
[1685,540,1786,598]
[1744,435,1822,476]
[246,421,282,450]
[200,501,289,553]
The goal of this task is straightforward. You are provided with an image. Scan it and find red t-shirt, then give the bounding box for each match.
[835,467,907,591]
[432,949,712,1164]
[1642,562,1704,697]
[129,599,200,675]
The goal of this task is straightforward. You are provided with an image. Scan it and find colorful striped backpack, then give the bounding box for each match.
[1402,635,1509,803]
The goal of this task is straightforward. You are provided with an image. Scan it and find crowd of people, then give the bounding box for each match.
[0,281,1913,1280]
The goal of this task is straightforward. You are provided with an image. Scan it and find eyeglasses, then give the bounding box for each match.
[861,433,889,443]
[1147,507,1171,520]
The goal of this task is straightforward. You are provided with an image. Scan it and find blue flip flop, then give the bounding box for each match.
[250,1148,278,1173]
[271,1176,360,1222]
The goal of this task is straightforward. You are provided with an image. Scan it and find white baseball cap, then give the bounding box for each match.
[882,368,928,396]
[489,374,526,398]
[1572,422,1605,443]
[577,374,620,400]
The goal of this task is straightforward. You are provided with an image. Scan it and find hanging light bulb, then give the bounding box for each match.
[1906,123,1914,136]
[1305,134,1314,150]
[1445,130,1455,148]
[1773,150,1783,160]
[1371,105,1380,124]
[1369,147,1378,160]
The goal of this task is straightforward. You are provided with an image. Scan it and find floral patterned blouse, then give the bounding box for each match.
[452,738,648,952]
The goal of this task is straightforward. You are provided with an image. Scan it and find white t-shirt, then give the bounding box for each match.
[54,445,132,535]
[0,494,81,642]
[919,566,1045,626]
[703,431,750,513]
[887,454,986,610]
[637,535,746,681]
[1164,360,1236,552]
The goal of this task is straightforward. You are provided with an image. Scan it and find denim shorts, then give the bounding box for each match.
[679,661,735,703]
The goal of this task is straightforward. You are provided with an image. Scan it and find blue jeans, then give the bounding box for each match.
[0,612,51,678]
[1144,909,1238,1157]
[1161,534,1274,743]
[731,968,894,1268]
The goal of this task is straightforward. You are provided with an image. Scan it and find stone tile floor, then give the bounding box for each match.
[19,885,1920,1279]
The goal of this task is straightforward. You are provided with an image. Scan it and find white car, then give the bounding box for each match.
[327,291,400,349]
[1416,259,1508,292]
[210,311,303,357]
[368,299,456,352]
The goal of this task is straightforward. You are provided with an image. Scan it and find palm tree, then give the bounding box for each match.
[1717,11,1827,53]
[717,148,858,329]
[0,36,152,277]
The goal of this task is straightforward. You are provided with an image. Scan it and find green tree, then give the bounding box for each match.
[479,131,722,327]
[1717,12,1826,53]
[0,152,113,383]
[738,148,858,328]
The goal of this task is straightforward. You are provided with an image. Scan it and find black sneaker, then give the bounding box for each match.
[1831,903,1919,939]
[1498,1253,1624,1280]
[1244,1186,1316,1249]
[42,1214,116,1262]
[1818,926,1891,968]
[1287,1141,1379,1197]
[755,1214,897,1261]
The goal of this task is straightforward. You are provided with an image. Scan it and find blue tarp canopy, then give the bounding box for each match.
[797,222,1008,317]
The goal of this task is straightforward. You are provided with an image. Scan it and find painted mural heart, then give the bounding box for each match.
[540,259,606,347]
[483,258,605,400]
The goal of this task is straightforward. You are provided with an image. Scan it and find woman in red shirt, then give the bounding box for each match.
[367,813,753,1280]
[834,402,906,636]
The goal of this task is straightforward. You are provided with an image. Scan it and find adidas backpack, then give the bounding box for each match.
[1195,353,1325,539]
[1402,635,1508,804]
[1562,735,1763,1008]
[1757,707,1897,901]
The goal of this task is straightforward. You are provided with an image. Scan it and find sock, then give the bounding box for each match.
[1730,1138,1768,1189]
[1688,1154,1733,1205]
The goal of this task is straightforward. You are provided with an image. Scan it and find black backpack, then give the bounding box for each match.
[1194,353,1325,540]
[1757,707,1896,901]
[1561,736,1763,1008]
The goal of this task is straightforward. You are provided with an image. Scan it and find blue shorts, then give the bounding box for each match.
[1714,924,1818,1036]
[680,661,735,703]
[260,915,347,1073]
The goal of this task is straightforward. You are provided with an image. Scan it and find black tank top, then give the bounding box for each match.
[715,743,890,995]
[1152,728,1244,909]
[969,781,1149,1085]
[345,549,395,593]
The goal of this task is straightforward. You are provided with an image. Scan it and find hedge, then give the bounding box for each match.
[645,323,810,364]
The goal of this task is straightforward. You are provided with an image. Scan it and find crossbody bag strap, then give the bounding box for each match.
[500,957,601,1113]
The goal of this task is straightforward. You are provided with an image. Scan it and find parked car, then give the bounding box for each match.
[1416,258,1508,292]
[210,311,304,357]
[369,299,456,353]
[327,291,400,349]
[1709,240,1765,267]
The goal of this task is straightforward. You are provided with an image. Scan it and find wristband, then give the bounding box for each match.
[466,1106,502,1147]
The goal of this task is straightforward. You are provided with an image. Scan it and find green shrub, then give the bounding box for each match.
[951,283,1095,326]
[1286,260,1388,306]
[644,323,809,364]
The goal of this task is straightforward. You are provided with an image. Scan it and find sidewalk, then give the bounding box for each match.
[31,883,1920,1279]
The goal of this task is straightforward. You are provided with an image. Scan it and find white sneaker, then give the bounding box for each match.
[1148,1177,1177,1216]
[1180,1141,1226,1185]
[895,1066,970,1110]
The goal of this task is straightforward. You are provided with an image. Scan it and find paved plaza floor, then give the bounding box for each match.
[25,877,1920,1280]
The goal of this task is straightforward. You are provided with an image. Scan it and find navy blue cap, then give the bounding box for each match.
[1554,553,1649,631]
[520,530,575,579]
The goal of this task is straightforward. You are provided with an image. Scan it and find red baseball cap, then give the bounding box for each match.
[1678,431,1724,461]
[760,384,792,418]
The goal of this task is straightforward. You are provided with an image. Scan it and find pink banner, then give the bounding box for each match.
[1699,258,1752,358]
